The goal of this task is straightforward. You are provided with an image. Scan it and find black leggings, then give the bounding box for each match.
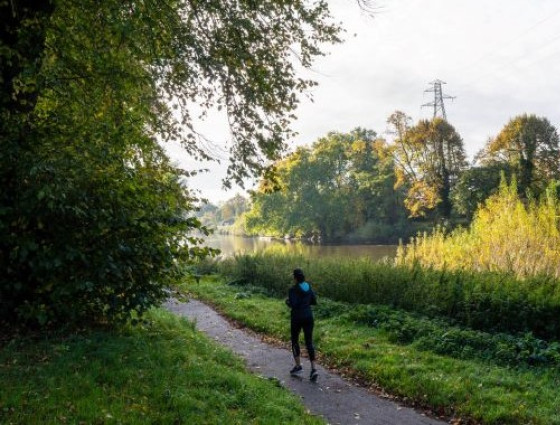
[291,317,315,362]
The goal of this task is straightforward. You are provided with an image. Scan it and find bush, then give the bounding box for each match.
[350,304,560,367]
[0,147,211,327]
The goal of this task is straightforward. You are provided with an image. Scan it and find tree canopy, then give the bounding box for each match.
[476,114,560,196]
[390,114,467,218]
[0,0,341,326]
[244,129,405,242]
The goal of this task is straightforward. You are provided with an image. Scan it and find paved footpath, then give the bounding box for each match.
[166,299,448,425]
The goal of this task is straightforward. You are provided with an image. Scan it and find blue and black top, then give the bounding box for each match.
[287,281,317,321]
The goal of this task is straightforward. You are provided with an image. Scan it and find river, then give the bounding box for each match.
[202,235,397,261]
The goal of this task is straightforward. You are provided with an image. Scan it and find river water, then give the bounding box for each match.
[202,234,397,261]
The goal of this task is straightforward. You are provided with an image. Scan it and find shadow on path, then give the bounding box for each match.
[166,299,448,425]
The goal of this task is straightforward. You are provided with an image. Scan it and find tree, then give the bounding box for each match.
[451,164,513,219]
[244,129,403,241]
[0,0,341,326]
[476,114,560,196]
[218,194,249,224]
[345,128,401,226]
[390,113,467,218]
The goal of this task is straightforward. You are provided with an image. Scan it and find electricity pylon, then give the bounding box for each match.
[422,79,455,121]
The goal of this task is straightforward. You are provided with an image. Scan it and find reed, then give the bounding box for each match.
[399,178,560,278]
[217,251,560,340]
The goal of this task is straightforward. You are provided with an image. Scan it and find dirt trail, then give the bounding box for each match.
[166,299,448,425]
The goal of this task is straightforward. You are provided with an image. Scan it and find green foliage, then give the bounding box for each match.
[1,0,213,326]
[217,252,560,340]
[0,148,207,325]
[0,0,340,326]
[244,128,408,241]
[451,163,513,219]
[477,114,560,196]
[351,305,560,367]
[0,309,322,424]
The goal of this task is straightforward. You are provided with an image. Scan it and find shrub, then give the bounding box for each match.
[0,150,211,327]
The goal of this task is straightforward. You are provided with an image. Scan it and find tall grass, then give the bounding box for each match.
[218,252,560,340]
[399,178,560,278]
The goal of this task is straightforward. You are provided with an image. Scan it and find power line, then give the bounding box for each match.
[453,6,560,76]
[456,31,560,93]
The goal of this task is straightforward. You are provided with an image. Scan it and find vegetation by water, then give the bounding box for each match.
[200,115,560,246]
[207,251,560,340]
[0,309,323,425]
[192,179,560,342]
[186,278,560,425]
[399,177,560,279]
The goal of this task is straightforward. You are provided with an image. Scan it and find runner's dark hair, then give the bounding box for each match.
[293,268,305,283]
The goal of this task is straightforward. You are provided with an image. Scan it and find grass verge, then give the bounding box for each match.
[185,277,560,425]
[0,308,323,425]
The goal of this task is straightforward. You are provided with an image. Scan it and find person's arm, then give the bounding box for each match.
[285,295,291,307]
[286,287,295,308]
[287,286,302,309]
[310,289,317,306]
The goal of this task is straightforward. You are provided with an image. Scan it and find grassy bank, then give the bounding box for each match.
[0,309,323,425]
[208,252,560,341]
[186,277,560,425]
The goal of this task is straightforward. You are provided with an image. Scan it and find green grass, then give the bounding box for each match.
[0,309,323,425]
[186,277,560,425]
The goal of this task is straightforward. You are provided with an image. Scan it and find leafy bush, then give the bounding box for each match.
[0,145,210,326]
[350,305,560,367]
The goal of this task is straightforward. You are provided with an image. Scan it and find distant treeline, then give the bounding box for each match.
[200,113,560,243]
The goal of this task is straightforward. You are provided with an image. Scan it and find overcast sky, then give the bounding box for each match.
[165,0,560,203]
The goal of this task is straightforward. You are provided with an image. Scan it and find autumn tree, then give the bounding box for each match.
[390,113,467,218]
[476,114,560,196]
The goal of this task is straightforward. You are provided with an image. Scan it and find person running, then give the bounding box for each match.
[285,268,318,381]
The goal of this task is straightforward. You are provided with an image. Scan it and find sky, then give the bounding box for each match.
[165,0,560,204]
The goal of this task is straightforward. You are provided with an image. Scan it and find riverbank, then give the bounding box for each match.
[0,309,322,424]
[185,276,560,425]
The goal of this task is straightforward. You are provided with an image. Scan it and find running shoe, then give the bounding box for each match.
[290,365,303,376]
[310,368,318,381]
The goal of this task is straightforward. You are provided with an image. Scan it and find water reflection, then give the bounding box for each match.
[202,235,397,261]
